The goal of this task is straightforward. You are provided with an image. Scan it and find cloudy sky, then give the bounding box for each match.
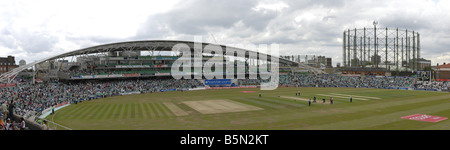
[0,0,449,66]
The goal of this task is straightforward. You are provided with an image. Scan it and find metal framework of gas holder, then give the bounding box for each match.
[343,27,420,72]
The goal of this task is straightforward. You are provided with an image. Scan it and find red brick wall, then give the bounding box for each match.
[437,71,450,79]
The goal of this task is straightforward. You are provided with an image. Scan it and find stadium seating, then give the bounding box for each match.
[0,78,204,122]
[2,72,450,128]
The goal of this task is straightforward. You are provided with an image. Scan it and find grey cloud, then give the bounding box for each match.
[0,30,16,49]
[164,0,258,34]
[284,0,346,10]
[323,16,336,21]
[20,33,59,54]
[0,28,58,54]
[134,15,171,40]
[64,35,127,49]
[381,14,430,30]
[136,0,250,37]
[135,0,283,39]
[135,0,346,45]
[1,0,448,65]
[90,0,450,65]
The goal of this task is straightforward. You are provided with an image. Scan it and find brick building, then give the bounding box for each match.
[417,58,431,70]
[436,63,450,80]
[0,56,19,74]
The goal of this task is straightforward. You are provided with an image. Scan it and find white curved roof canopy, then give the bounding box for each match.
[1,40,311,83]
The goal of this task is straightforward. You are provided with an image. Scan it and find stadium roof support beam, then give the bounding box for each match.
[0,40,302,83]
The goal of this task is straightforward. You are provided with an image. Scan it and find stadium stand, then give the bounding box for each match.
[415,80,450,91]
[0,78,204,130]
[2,71,450,130]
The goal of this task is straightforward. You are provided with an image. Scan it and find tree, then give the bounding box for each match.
[423,66,433,71]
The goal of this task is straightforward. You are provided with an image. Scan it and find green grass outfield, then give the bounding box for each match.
[47,87,450,130]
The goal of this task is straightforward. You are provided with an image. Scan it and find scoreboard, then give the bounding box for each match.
[417,71,431,81]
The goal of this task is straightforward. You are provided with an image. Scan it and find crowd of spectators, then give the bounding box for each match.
[0,78,204,129]
[414,80,450,91]
[239,73,449,91]
[2,72,450,130]
[240,73,417,89]
[313,74,416,88]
